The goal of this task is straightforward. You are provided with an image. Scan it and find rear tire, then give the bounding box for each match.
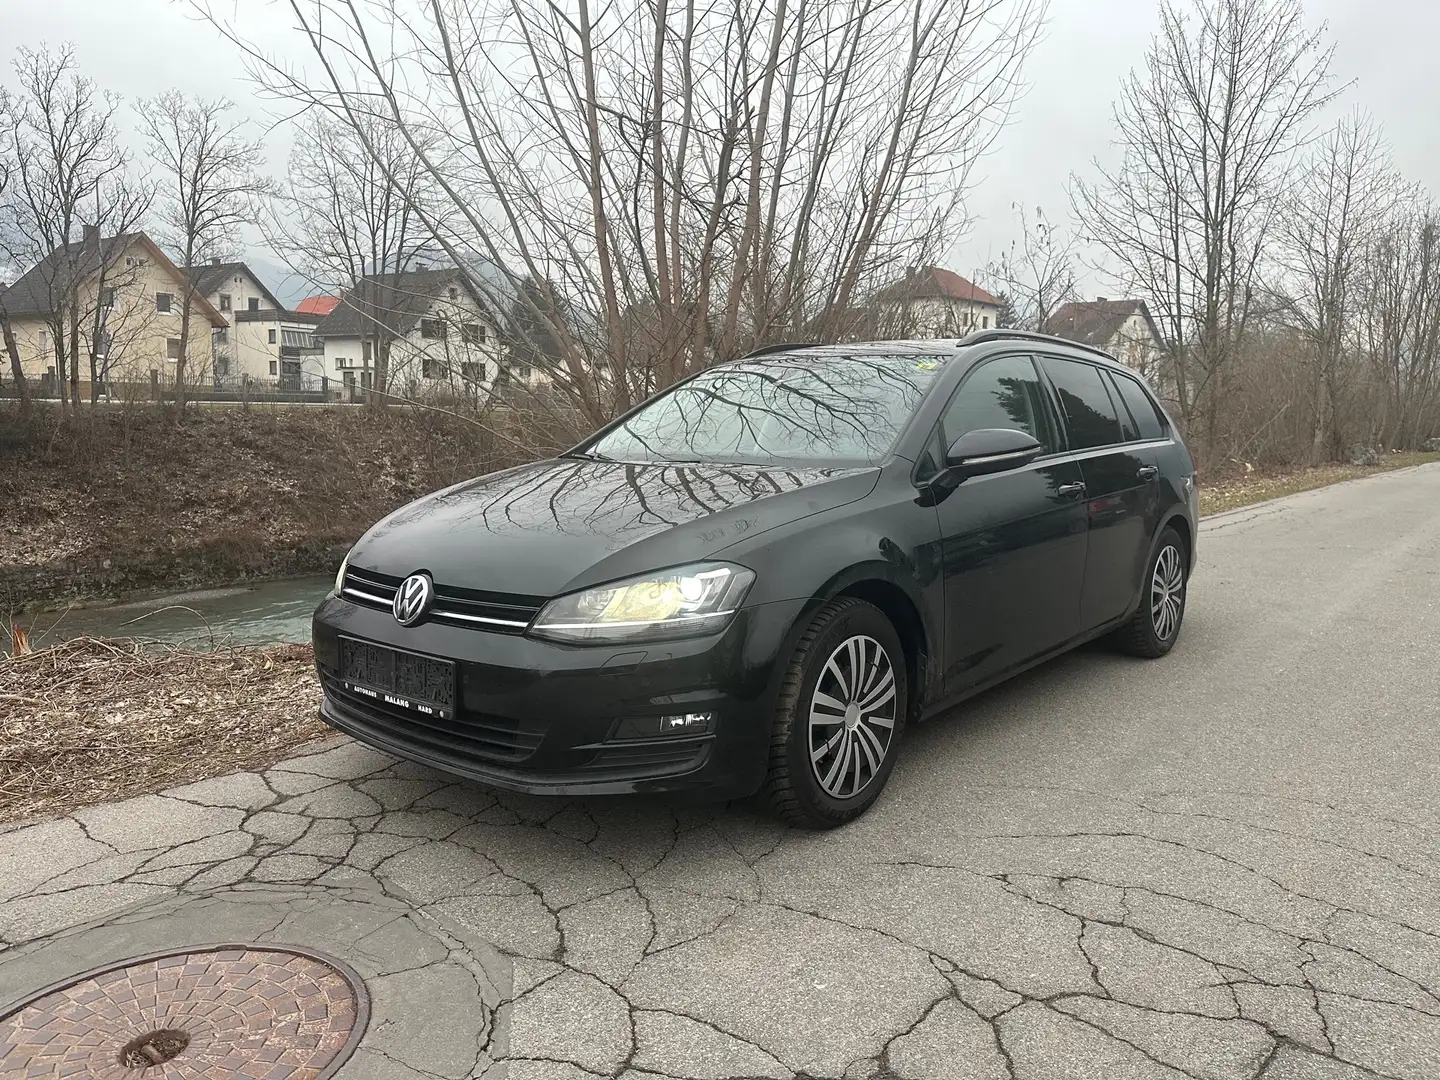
[1112,526,1188,658]
[762,598,907,829]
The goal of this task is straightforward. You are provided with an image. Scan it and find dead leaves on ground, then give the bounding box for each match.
[0,637,330,824]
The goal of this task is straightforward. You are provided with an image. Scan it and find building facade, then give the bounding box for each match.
[870,267,1002,338]
[1044,299,1168,383]
[2,231,225,398]
[183,262,326,392]
[315,269,505,402]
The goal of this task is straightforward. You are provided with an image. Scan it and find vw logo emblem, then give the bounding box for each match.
[392,572,434,626]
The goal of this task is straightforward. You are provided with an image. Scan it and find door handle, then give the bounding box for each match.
[1137,465,1159,481]
[1057,482,1087,498]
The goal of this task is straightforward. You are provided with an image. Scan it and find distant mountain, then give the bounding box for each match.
[244,250,319,308]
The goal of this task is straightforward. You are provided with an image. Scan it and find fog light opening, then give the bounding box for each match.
[662,711,714,734]
[614,712,715,739]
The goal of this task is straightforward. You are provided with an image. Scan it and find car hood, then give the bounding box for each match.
[351,457,879,597]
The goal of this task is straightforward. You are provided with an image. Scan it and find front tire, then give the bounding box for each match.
[762,598,907,828]
[1113,526,1188,658]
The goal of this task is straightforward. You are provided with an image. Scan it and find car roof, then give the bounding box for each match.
[741,330,1122,368]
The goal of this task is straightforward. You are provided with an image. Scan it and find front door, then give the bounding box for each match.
[933,354,1089,696]
[1039,356,1162,629]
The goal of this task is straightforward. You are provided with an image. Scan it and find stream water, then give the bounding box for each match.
[29,575,335,649]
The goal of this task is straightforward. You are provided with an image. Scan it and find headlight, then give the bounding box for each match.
[530,563,755,644]
[333,549,351,596]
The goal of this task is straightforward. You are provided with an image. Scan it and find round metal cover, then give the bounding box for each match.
[0,945,368,1079]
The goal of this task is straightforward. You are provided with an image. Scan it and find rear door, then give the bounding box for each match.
[1039,355,1162,630]
[930,354,1088,695]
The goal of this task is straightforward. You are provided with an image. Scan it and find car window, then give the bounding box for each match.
[1041,357,1124,450]
[586,352,949,467]
[1102,370,1140,441]
[1110,370,1167,441]
[940,355,1059,455]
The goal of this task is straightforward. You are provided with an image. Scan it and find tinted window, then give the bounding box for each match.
[940,355,1058,455]
[1042,357,1124,449]
[1102,371,1140,441]
[1111,371,1167,441]
[587,353,948,467]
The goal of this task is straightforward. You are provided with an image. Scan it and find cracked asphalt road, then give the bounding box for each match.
[3,463,1439,1079]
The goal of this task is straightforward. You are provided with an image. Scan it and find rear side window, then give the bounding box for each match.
[1041,357,1123,449]
[1110,370,1167,441]
[940,355,1059,455]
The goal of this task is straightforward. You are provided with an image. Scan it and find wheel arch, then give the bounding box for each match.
[767,562,935,720]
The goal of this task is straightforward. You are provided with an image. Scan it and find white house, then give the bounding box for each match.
[1044,298,1167,382]
[183,261,325,391]
[314,268,506,403]
[871,266,1002,338]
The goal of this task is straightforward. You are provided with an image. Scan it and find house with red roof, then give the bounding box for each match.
[296,296,340,317]
[870,266,1001,339]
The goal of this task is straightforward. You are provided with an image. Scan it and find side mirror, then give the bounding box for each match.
[945,428,1042,478]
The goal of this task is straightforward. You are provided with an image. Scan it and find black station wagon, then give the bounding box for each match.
[313,330,1198,827]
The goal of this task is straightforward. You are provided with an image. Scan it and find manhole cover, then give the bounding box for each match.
[0,945,368,1079]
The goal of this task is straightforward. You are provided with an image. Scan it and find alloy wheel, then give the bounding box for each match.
[1151,544,1185,641]
[807,634,897,799]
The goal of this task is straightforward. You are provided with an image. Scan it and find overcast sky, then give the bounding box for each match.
[6,0,1440,301]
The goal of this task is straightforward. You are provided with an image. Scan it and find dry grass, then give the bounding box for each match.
[1199,451,1440,516]
[0,637,329,825]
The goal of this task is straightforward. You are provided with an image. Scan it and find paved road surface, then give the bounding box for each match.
[3,464,1439,1079]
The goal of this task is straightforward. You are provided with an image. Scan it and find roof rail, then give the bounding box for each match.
[741,341,821,358]
[960,328,1117,363]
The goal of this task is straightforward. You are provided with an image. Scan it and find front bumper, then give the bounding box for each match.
[311,594,807,798]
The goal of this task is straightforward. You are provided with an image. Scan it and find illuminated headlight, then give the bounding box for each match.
[530,563,755,644]
[333,549,351,596]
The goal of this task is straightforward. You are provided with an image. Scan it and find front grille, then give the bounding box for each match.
[341,566,545,634]
[322,674,543,764]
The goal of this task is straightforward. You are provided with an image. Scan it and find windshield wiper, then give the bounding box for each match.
[565,449,618,462]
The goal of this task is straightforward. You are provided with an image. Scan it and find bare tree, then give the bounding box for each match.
[1274,113,1408,462]
[268,113,432,397]
[985,204,1078,331]
[1072,0,1337,461]
[194,0,1045,436]
[0,86,30,415]
[1356,201,1440,449]
[0,45,130,410]
[141,92,270,406]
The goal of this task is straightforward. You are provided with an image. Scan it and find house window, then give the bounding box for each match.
[156,292,172,314]
[248,297,260,312]
[461,362,484,382]
[219,293,231,312]
[982,315,989,329]
[268,360,278,375]
[38,330,48,356]
[362,340,373,363]
[268,329,278,344]
[419,318,445,340]
[99,287,115,308]
[422,357,443,378]
[448,287,459,301]
[215,358,230,376]
[214,327,229,343]
[166,338,182,360]
[460,323,485,345]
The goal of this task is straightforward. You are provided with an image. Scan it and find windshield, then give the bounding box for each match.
[585,353,947,466]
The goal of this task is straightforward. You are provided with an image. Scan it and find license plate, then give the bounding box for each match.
[339,638,456,720]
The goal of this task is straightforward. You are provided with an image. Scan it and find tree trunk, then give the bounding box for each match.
[68,304,82,409]
[1309,366,1332,466]
[0,308,31,417]
[176,297,193,409]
